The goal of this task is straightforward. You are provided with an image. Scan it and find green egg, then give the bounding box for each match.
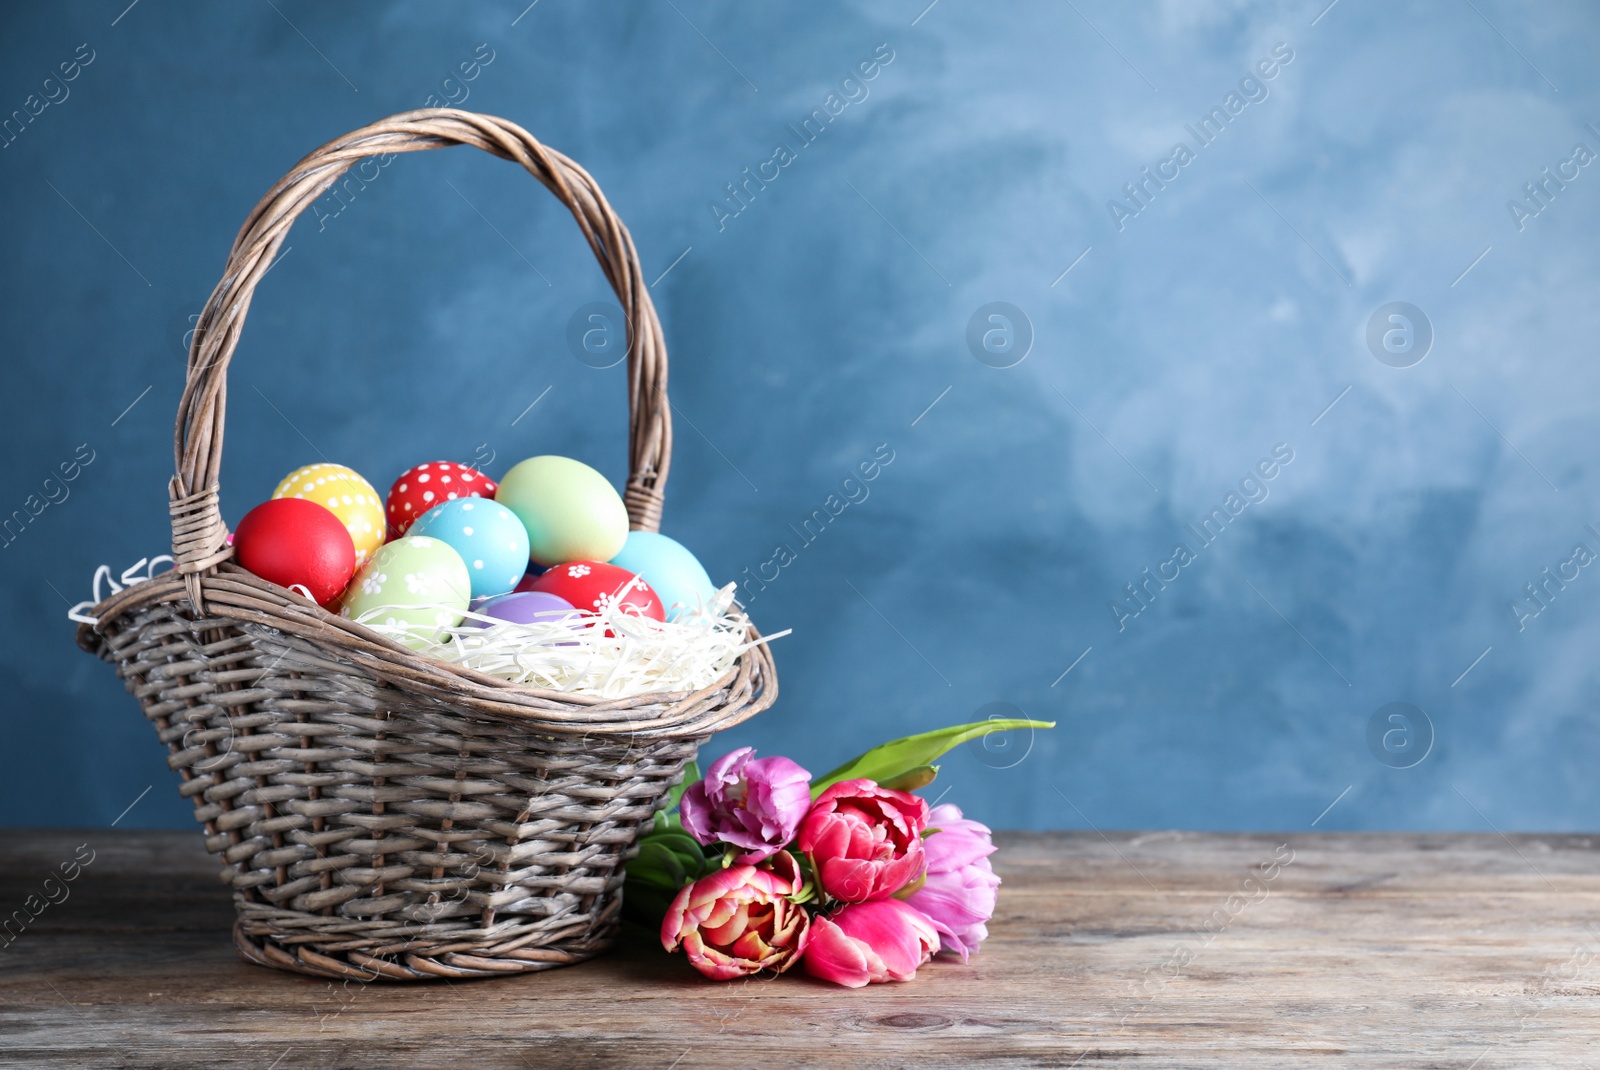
[338,535,472,650]
[494,455,629,567]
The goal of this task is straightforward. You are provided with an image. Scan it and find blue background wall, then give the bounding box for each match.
[3,0,1598,832]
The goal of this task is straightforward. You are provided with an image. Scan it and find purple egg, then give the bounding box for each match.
[472,591,578,627]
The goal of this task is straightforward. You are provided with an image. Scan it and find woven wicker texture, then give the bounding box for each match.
[76,109,776,981]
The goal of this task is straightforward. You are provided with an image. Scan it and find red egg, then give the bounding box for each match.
[233,498,357,607]
[529,561,665,631]
[512,564,549,592]
[385,461,499,538]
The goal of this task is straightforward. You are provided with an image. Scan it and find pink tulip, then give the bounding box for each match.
[679,747,813,863]
[660,851,810,980]
[801,899,941,987]
[797,779,929,903]
[905,803,1000,961]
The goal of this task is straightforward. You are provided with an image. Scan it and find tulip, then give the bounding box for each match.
[679,747,813,863]
[660,851,810,980]
[797,778,928,903]
[905,803,1000,961]
[801,899,941,987]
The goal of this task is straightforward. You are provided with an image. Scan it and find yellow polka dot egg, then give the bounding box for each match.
[272,463,385,565]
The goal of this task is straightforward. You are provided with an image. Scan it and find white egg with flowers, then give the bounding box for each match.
[338,535,472,650]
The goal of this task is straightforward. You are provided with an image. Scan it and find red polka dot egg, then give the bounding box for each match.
[386,461,498,538]
[528,561,665,631]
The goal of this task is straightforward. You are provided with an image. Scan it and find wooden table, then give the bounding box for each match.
[1,828,1596,1067]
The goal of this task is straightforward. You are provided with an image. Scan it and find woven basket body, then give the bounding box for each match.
[76,110,775,981]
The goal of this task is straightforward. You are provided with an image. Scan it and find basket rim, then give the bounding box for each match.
[79,563,776,738]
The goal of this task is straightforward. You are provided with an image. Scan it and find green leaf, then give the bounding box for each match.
[666,760,701,812]
[891,873,927,900]
[621,882,681,929]
[624,824,711,930]
[632,841,687,889]
[879,765,940,792]
[642,828,704,857]
[811,719,1055,797]
[646,831,710,870]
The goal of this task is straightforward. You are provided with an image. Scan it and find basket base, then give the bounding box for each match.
[232,919,615,982]
[82,587,768,985]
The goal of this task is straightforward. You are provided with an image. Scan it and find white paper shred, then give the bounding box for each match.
[67,555,175,625]
[351,583,787,698]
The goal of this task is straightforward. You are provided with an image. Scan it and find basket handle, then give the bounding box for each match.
[169,108,672,599]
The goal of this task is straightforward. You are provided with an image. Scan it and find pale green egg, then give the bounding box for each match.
[337,535,471,650]
[494,455,628,567]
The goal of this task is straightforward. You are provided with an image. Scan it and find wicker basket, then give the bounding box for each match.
[75,109,776,982]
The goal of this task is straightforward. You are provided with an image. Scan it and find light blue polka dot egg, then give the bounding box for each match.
[608,530,716,619]
[410,497,530,600]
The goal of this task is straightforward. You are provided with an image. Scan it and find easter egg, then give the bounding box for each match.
[273,463,385,566]
[472,591,577,627]
[608,531,716,619]
[529,561,665,624]
[233,498,356,607]
[494,456,629,567]
[338,535,472,649]
[386,461,499,538]
[409,497,530,600]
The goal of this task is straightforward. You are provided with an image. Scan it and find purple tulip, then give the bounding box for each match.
[904,803,1000,961]
[679,747,813,863]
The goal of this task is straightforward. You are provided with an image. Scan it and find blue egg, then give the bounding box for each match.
[410,497,530,600]
[608,530,715,619]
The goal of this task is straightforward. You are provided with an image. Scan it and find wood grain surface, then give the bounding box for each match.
[1,827,1596,1068]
